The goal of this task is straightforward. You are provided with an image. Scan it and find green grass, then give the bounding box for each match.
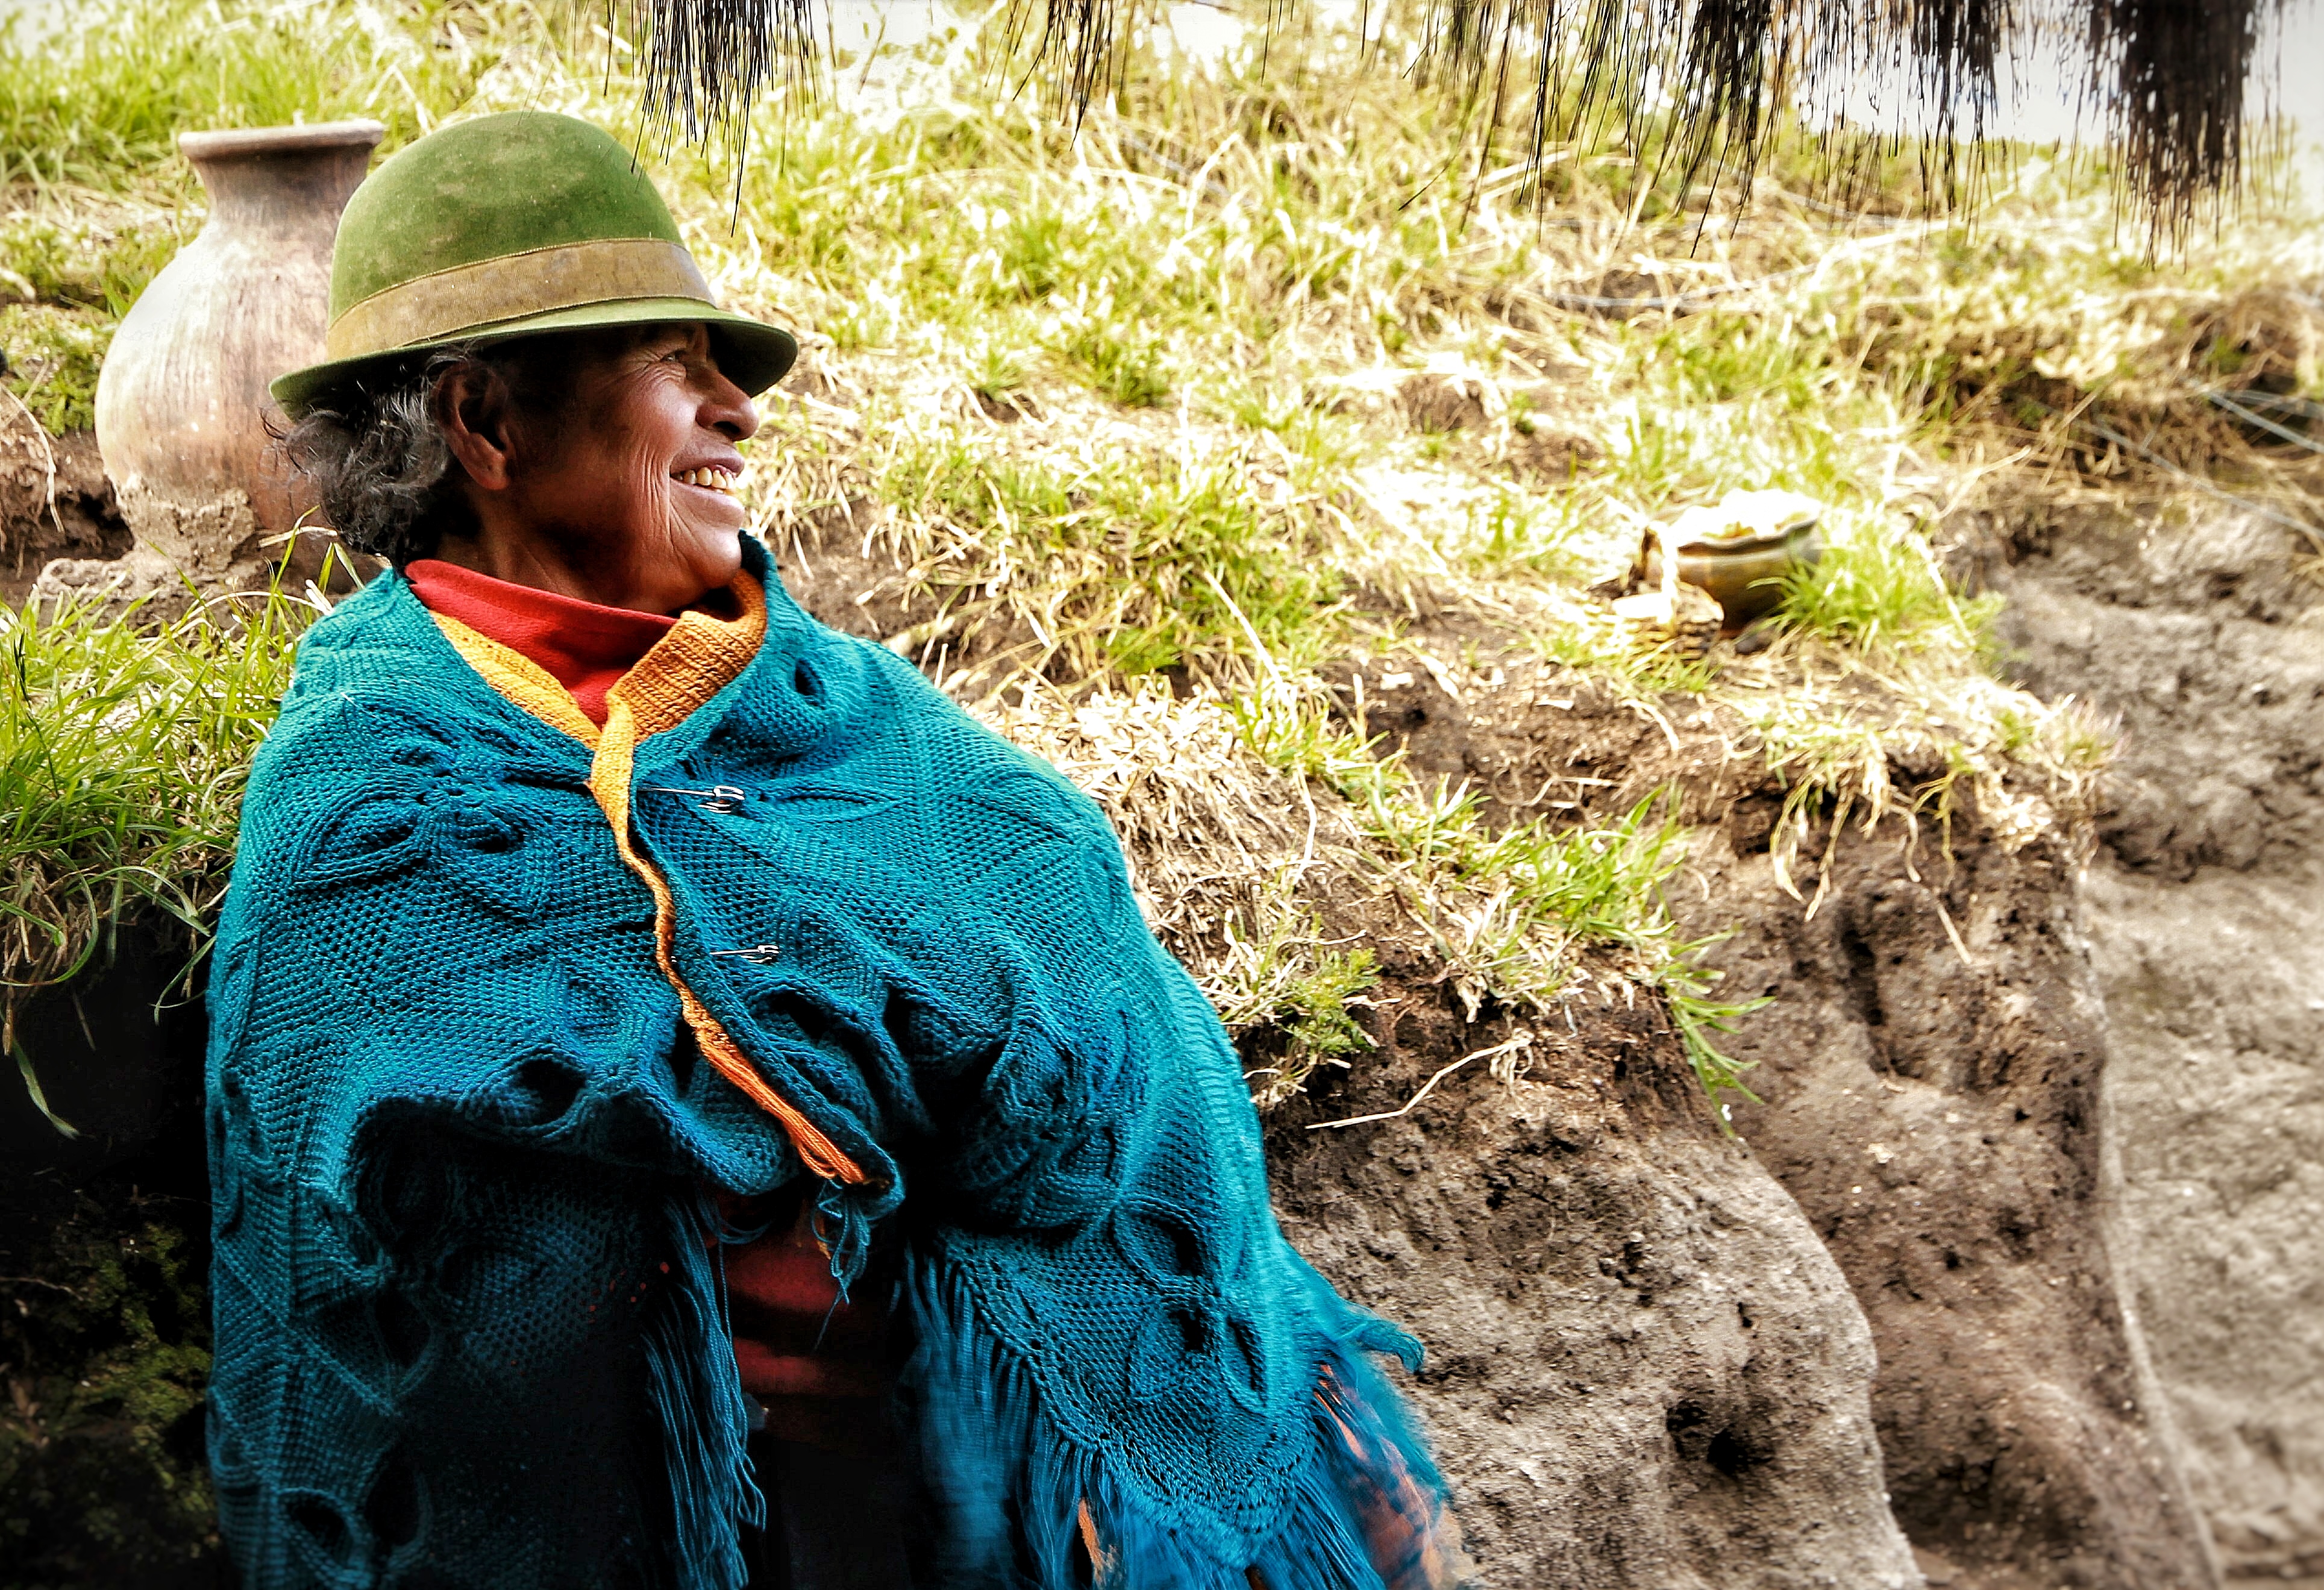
[1215,889,1383,1107]
[0,0,497,189]
[1779,525,2005,654]
[0,588,305,1095]
[1225,671,1762,1114]
[868,430,1345,680]
[1,304,112,433]
[1,0,2305,1121]
[1366,785,1763,1116]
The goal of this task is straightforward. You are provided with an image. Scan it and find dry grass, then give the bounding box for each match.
[2,0,2316,1113]
[981,672,1756,1110]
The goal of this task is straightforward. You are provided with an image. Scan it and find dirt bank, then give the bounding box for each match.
[1971,501,2324,1583]
[0,424,129,603]
[1345,633,2219,1590]
[1680,814,2218,1590]
[1265,972,1920,1589]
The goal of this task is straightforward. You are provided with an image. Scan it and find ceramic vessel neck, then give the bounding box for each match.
[181,121,383,242]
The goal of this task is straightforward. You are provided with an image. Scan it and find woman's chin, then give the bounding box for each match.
[666,522,747,593]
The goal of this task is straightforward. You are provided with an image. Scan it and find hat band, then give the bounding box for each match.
[324,237,715,360]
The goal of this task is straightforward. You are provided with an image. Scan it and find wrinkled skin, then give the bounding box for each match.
[432,322,760,615]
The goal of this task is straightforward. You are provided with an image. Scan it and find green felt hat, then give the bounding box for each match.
[271,111,796,416]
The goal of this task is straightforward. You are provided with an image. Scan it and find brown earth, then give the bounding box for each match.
[2,418,352,616]
[1265,971,1920,1589]
[1966,500,2324,1584]
[1336,626,2220,1590]
[1680,817,2217,1590]
[0,424,131,603]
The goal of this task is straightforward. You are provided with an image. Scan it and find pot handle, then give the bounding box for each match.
[1643,524,1682,607]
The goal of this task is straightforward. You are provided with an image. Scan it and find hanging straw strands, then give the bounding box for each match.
[619,0,821,148]
[615,0,2281,230]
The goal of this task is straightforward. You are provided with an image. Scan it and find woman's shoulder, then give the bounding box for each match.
[250,571,546,803]
[284,566,437,681]
[789,615,1096,798]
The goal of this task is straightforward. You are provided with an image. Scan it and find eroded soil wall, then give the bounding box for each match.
[1267,975,1921,1590]
[1679,817,2218,1590]
[1,427,130,602]
[1975,503,2324,1582]
[1350,639,2219,1590]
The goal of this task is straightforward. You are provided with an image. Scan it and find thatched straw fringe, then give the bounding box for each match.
[624,0,820,148]
[2090,0,2269,234]
[628,0,2269,225]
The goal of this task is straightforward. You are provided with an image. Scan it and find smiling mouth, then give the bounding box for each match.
[672,466,740,494]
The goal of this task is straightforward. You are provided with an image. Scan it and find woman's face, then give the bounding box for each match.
[444,321,762,613]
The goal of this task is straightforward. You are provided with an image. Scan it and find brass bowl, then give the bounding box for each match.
[1647,517,1823,633]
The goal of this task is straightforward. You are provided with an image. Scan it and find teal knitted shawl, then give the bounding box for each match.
[205,539,1450,1589]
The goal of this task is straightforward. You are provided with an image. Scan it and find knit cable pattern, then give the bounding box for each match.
[206,537,1456,1589]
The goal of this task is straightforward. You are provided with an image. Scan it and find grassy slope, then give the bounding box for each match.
[3,0,2317,1083]
[0,1,2317,1576]
[5,0,2319,1082]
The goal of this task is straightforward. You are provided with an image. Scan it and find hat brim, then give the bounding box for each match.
[268,296,798,418]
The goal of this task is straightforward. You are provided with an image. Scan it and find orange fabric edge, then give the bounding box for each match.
[587,698,866,1187]
[428,611,601,747]
[429,575,868,1188]
[1076,1501,1115,1588]
[604,571,768,740]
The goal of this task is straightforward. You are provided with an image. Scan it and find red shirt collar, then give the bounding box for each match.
[403,559,679,727]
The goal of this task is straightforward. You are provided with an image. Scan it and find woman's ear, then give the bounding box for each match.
[436,360,518,492]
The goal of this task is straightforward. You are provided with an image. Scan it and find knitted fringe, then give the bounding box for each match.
[898,1248,1461,1590]
[645,1192,766,1590]
[816,1176,874,1300]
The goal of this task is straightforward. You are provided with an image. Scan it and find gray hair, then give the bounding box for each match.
[279,339,570,566]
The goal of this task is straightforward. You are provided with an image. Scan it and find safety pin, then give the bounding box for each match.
[708,944,783,965]
[643,784,748,814]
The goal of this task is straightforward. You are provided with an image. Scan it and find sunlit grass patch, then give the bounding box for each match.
[1,587,305,1107]
[0,0,500,190]
[1524,613,1721,701]
[1777,519,2003,654]
[1368,776,1766,1115]
[1050,313,1172,407]
[846,421,1351,681]
[0,204,181,313]
[0,303,112,433]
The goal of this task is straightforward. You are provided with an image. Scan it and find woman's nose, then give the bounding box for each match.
[705,378,762,443]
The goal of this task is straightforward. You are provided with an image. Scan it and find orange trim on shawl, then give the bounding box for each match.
[429,577,869,1188]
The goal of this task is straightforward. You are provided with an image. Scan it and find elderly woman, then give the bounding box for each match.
[212,111,1461,1590]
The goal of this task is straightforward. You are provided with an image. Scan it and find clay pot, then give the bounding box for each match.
[1646,516,1824,633]
[80,120,381,603]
